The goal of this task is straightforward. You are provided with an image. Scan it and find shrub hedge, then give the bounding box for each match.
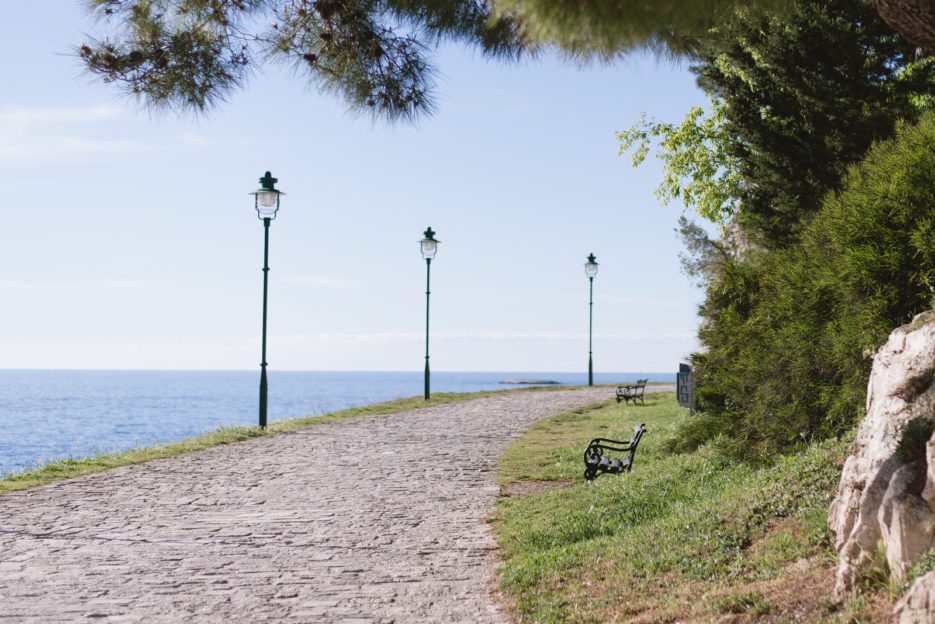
[688,112,935,462]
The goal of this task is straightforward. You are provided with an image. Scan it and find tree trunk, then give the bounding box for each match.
[874,0,935,52]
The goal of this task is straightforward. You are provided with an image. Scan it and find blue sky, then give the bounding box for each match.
[0,2,708,372]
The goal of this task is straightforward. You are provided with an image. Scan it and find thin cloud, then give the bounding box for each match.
[176,132,262,148]
[0,104,150,165]
[0,279,146,292]
[271,331,694,346]
[0,104,122,130]
[0,331,697,369]
[177,132,215,146]
[0,137,151,164]
[0,105,283,165]
[281,276,355,289]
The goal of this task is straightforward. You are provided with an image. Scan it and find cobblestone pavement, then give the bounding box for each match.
[0,387,638,623]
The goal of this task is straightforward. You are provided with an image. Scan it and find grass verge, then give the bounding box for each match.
[493,392,894,622]
[0,390,507,496]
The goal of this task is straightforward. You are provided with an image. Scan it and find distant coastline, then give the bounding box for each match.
[0,370,676,475]
[498,379,561,385]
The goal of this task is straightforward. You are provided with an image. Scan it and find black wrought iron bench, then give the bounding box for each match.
[583,423,647,481]
[616,379,648,405]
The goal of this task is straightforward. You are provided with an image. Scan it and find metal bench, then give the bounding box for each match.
[616,379,648,405]
[583,423,647,481]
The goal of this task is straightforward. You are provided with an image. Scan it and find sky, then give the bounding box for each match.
[0,2,709,373]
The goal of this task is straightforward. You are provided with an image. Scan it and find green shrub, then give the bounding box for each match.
[690,112,935,461]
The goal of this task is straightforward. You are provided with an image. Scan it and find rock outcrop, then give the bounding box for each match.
[829,312,935,605]
[897,570,935,623]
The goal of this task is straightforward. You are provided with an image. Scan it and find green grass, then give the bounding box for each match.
[0,390,509,496]
[712,591,772,615]
[492,392,878,622]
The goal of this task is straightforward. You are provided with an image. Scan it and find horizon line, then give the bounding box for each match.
[0,367,680,374]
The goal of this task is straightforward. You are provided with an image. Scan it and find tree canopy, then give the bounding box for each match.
[79,1,935,121]
[488,0,786,57]
[693,0,931,247]
[494,0,935,55]
[617,0,933,248]
[78,0,524,121]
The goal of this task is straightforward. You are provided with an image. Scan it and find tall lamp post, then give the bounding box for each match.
[585,253,599,386]
[250,171,285,428]
[420,227,439,400]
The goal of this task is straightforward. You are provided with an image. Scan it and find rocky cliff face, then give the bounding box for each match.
[829,312,935,618]
[898,569,935,623]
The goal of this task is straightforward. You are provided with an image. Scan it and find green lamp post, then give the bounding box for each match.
[585,253,599,386]
[250,171,284,428]
[420,227,439,400]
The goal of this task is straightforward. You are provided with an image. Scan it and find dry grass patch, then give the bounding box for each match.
[501,479,574,497]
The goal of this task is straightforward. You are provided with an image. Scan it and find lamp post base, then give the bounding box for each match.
[259,366,268,428]
[424,361,430,401]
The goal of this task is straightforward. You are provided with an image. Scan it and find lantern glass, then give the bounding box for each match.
[257,190,278,208]
[585,260,598,278]
[421,238,437,259]
[252,190,280,219]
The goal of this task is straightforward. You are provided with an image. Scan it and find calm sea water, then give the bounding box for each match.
[0,370,673,476]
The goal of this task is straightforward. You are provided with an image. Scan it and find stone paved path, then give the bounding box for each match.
[0,387,641,623]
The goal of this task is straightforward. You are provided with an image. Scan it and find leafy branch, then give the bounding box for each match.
[78,0,524,121]
[617,98,742,225]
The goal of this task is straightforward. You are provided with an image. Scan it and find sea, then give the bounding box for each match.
[0,370,674,476]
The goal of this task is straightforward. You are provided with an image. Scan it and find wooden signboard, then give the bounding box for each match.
[677,363,694,410]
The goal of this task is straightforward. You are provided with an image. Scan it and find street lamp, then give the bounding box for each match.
[250,171,285,428]
[420,227,439,400]
[585,253,599,386]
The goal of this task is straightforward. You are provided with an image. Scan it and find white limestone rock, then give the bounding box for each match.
[897,570,935,623]
[879,460,935,580]
[829,312,935,601]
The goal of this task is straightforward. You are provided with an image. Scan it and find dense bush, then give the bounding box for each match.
[687,112,935,462]
[693,0,928,248]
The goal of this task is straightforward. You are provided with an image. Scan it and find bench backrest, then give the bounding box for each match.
[583,423,648,475]
[617,380,646,390]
